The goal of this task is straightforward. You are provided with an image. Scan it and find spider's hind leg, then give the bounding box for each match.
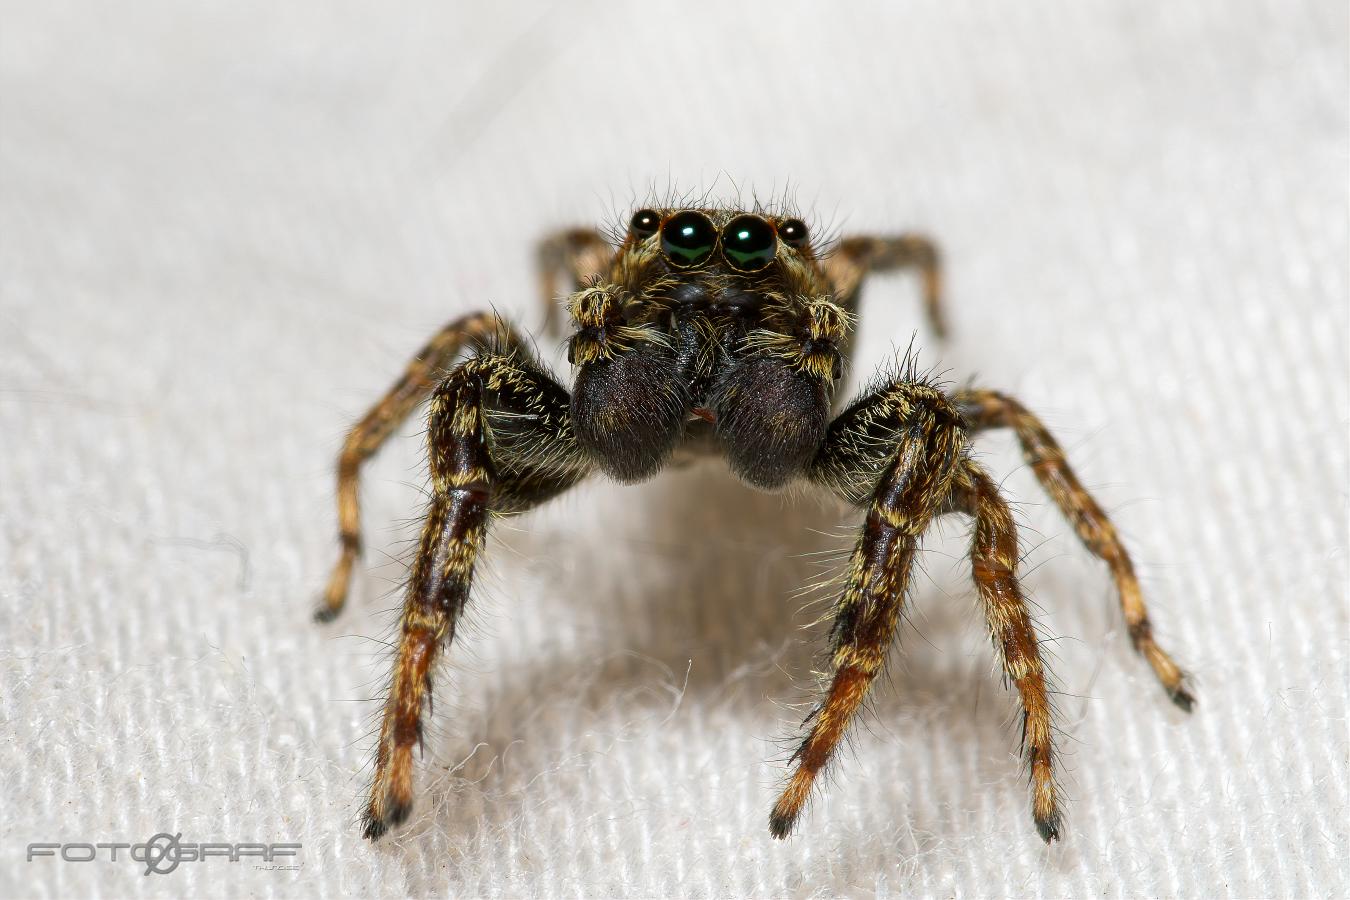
[954,389,1194,710]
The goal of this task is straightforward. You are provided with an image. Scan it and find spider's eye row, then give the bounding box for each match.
[778,218,809,248]
[659,210,717,269]
[630,208,660,239]
[721,214,777,272]
[650,210,807,270]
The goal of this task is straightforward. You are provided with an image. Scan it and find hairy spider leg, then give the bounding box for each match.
[317,313,527,622]
[536,227,612,336]
[363,351,588,840]
[950,462,1063,841]
[769,381,964,838]
[823,233,947,339]
[954,389,1194,710]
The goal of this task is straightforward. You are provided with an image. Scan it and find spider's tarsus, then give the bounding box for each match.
[361,817,386,842]
[362,801,410,842]
[312,605,340,624]
[767,811,797,841]
[1035,813,1062,844]
[1169,685,1197,713]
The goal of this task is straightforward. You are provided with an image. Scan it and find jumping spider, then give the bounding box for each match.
[315,201,1194,843]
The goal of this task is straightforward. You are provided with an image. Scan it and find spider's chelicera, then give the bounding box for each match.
[315,202,1194,843]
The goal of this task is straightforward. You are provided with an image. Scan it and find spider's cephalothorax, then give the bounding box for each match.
[566,207,848,490]
[315,202,1194,845]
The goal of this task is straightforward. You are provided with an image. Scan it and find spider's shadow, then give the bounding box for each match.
[472,460,840,714]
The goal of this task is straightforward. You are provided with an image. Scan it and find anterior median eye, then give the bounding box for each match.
[660,210,717,269]
[721,215,777,272]
[630,208,660,239]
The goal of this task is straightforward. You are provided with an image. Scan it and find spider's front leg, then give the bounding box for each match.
[362,350,588,840]
[770,380,967,838]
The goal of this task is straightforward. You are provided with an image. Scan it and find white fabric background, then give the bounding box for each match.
[2,1,1346,897]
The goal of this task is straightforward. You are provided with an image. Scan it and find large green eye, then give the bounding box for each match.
[630,208,660,239]
[721,214,777,272]
[660,210,716,269]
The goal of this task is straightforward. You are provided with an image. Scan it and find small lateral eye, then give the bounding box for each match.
[721,215,777,272]
[778,218,809,248]
[630,208,660,239]
[660,210,717,269]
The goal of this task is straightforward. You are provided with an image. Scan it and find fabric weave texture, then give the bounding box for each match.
[2,1,1346,896]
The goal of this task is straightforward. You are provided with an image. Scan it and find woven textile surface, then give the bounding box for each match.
[2,1,1346,896]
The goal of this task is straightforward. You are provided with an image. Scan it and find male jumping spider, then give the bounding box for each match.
[315,201,1194,843]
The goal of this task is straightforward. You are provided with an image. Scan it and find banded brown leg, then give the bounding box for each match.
[316,312,520,622]
[950,461,1062,841]
[771,383,964,838]
[953,389,1194,709]
[823,233,946,338]
[363,352,587,839]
